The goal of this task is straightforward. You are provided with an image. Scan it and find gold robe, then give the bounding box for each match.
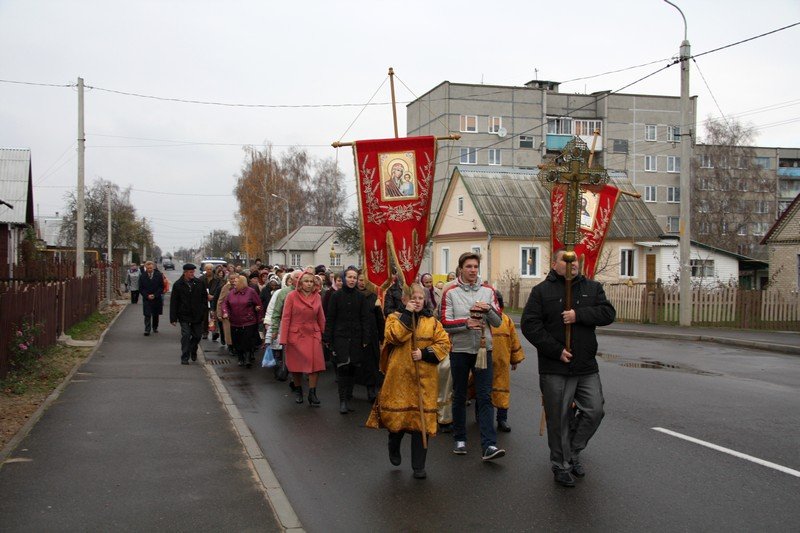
[366,312,450,435]
[489,313,526,409]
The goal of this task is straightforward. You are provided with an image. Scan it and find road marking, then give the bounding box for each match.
[652,427,800,478]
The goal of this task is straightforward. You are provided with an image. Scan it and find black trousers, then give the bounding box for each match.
[389,431,427,471]
[144,314,160,333]
[179,321,203,362]
[130,290,140,304]
[337,363,358,400]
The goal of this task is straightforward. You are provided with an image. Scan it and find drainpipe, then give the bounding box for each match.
[486,233,493,284]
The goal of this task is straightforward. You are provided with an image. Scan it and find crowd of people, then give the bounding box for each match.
[140,251,615,487]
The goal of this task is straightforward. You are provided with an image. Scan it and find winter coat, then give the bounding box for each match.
[365,309,450,435]
[222,286,261,328]
[279,290,326,374]
[520,269,616,376]
[169,275,208,324]
[440,276,502,353]
[139,269,165,316]
[125,269,141,292]
[382,281,403,317]
[323,285,371,366]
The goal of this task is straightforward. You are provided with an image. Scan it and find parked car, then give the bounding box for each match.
[163,259,175,270]
[199,259,227,271]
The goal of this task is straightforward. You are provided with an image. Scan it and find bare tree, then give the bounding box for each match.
[692,117,774,259]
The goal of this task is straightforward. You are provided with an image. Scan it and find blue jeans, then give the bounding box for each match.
[450,351,496,451]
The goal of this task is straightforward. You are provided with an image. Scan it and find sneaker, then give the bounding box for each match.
[554,469,576,487]
[413,469,427,479]
[453,441,467,455]
[481,445,506,461]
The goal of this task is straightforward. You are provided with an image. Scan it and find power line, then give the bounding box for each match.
[693,21,800,59]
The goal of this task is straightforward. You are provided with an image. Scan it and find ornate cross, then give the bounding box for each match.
[538,132,609,348]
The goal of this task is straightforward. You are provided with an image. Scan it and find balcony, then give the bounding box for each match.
[777,167,800,178]
[546,134,604,152]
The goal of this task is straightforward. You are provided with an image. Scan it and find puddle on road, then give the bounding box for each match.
[599,353,719,375]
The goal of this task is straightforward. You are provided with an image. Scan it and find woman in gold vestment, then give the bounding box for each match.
[366,283,450,479]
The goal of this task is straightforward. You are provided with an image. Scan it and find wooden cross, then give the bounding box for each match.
[538,132,609,347]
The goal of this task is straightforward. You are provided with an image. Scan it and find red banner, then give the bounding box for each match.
[551,183,621,279]
[353,136,437,288]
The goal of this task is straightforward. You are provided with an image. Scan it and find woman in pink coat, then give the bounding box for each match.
[280,271,326,406]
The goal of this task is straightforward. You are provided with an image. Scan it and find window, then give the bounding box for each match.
[573,119,602,136]
[644,185,657,203]
[620,249,635,277]
[698,221,711,235]
[721,220,730,235]
[754,200,769,214]
[667,156,680,173]
[488,149,501,165]
[737,224,747,236]
[719,178,731,191]
[613,139,629,153]
[331,253,342,267]
[700,155,713,168]
[441,248,450,274]
[547,116,572,134]
[698,200,709,213]
[667,216,680,233]
[521,246,539,277]
[668,125,681,142]
[459,148,477,164]
[290,253,301,267]
[698,177,711,190]
[519,135,534,149]
[752,222,769,236]
[645,124,657,141]
[457,196,464,215]
[736,156,747,169]
[691,259,715,278]
[488,116,502,133]
[717,156,728,169]
[753,156,771,169]
[645,155,657,172]
[459,115,477,133]
[737,179,748,192]
[667,187,680,203]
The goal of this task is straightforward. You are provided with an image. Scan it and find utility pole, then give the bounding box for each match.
[106,183,112,305]
[665,0,693,326]
[76,77,86,277]
[142,217,147,261]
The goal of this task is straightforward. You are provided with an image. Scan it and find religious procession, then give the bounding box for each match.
[154,71,621,488]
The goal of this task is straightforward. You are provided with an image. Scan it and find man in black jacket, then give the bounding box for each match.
[521,249,615,487]
[170,264,208,365]
[139,261,164,336]
[382,272,404,317]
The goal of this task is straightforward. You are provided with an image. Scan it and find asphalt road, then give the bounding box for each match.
[203,321,800,533]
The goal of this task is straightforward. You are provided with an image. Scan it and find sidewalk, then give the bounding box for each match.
[0,301,288,532]
[506,311,800,355]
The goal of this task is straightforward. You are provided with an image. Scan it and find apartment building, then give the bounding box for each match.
[406,80,696,235]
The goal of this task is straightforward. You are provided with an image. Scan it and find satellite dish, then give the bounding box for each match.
[496,127,508,138]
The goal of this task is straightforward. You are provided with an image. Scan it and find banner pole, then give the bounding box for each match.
[389,67,399,138]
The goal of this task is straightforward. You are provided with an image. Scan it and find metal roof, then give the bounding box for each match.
[449,166,662,240]
[274,225,337,251]
[0,148,32,225]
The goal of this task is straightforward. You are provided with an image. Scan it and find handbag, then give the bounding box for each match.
[261,345,276,368]
[273,348,289,381]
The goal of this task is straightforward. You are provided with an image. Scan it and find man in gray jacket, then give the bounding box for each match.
[441,252,505,461]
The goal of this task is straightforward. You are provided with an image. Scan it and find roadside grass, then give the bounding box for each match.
[0,303,123,450]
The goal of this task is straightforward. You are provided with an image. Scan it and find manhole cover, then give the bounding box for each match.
[206,358,232,365]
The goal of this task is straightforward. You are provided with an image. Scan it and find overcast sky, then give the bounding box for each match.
[1,0,798,254]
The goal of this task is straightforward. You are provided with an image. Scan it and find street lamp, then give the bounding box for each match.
[271,193,290,266]
[664,0,692,326]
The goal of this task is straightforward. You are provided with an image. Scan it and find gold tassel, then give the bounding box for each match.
[475,334,487,369]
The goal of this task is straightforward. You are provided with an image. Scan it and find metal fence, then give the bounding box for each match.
[604,284,800,331]
[0,275,99,378]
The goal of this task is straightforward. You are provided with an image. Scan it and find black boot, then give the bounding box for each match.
[294,385,304,404]
[367,385,377,403]
[245,351,253,368]
[338,376,350,414]
[339,401,349,414]
[237,350,244,367]
[388,433,402,466]
[308,387,320,407]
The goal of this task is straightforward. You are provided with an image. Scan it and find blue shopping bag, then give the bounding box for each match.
[261,345,276,368]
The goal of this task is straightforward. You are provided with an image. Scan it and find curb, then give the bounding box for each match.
[597,328,800,355]
[0,303,127,466]
[200,347,305,533]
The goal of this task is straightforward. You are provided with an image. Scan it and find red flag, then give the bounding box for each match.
[551,183,621,279]
[353,136,437,288]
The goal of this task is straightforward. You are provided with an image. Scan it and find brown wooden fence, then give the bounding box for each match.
[0,275,99,378]
[604,284,800,331]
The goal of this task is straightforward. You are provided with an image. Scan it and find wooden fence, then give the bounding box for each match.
[604,284,800,331]
[0,275,99,378]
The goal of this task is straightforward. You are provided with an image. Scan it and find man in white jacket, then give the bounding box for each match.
[441,252,505,462]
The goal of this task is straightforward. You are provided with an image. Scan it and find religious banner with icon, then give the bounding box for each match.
[550,183,621,278]
[352,135,437,288]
